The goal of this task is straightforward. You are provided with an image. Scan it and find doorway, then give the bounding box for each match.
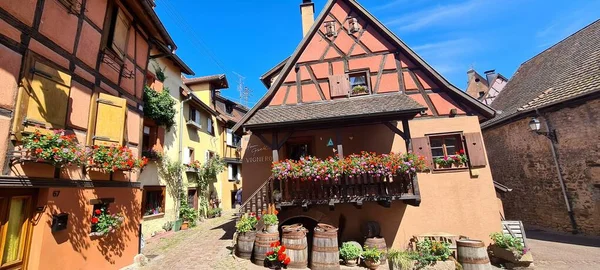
[0,189,36,270]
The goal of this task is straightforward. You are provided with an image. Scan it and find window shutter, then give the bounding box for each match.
[228,164,233,180]
[92,93,127,146]
[464,132,487,167]
[226,129,233,145]
[183,148,190,164]
[111,8,130,56]
[412,137,433,169]
[328,74,350,98]
[208,118,213,134]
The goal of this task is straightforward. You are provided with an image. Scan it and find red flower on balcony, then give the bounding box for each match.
[91,217,99,224]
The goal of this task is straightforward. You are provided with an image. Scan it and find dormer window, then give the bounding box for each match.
[324,21,337,37]
[348,17,360,34]
[349,71,370,96]
[225,103,234,114]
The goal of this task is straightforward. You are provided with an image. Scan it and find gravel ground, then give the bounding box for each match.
[137,212,600,270]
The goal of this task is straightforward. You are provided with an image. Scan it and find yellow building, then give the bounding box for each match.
[184,76,247,211]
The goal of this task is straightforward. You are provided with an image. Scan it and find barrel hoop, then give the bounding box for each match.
[284,244,308,250]
[313,232,338,238]
[458,257,490,264]
[283,234,306,239]
[457,241,485,248]
[311,261,340,266]
[312,245,340,252]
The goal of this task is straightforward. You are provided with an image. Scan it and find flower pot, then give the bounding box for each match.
[265,260,283,270]
[345,258,358,267]
[266,224,278,233]
[173,219,183,232]
[181,221,189,230]
[364,259,381,269]
[488,244,533,265]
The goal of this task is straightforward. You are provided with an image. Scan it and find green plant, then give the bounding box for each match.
[152,62,167,82]
[91,206,123,236]
[207,207,222,218]
[339,242,362,261]
[362,247,383,263]
[143,85,176,130]
[235,213,258,233]
[22,129,85,167]
[88,145,148,172]
[162,221,173,231]
[490,232,525,258]
[142,149,163,161]
[352,85,368,95]
[179,198,198,227]
[387,249,417,270]
[413,239,452,268]
[262,214,278,226]
[266,241,291,267]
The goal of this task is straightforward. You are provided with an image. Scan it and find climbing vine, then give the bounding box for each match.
[143,85,176,131]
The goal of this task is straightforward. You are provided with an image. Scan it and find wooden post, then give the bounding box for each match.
[272,132,279,162]
[402,119,412,152]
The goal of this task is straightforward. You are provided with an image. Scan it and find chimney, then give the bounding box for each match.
[484,69,496,84]
[300,0,315,37]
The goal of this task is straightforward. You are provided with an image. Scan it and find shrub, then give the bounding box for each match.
[339,242,362,261]
[143,86,176,130]
[235,213,258,233]
[490,232,525,258]
[207,207,222,218]
[262,214,278,226]
[162,221,173,231]
[413,239,452,268]
[362,247,383,263]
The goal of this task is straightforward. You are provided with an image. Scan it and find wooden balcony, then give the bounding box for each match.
[273,173,420,207]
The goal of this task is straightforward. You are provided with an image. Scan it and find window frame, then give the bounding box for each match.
[187,106,202,129]
[104,5,131,59]
[426,132,468,171]
[142,186,166,218]
[285,136,314,161]
[347,70,371,97]
[228,163,240,182]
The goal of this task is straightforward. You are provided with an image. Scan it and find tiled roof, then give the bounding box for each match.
[245,93,425,128]
[183,74,229,89]
[483,19,600,128]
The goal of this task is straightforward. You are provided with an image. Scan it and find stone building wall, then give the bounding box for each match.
[483,97,600,235]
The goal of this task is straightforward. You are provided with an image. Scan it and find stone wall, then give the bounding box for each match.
[483,98,600,235]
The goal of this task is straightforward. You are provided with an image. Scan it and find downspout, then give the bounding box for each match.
[176,95,192,219]
[536,109,578,234]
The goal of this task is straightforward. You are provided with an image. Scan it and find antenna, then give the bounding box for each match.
[233,72,250,107]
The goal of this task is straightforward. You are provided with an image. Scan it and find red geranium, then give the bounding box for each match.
[279,246,286,253]
[278,253,286,261]
[91,217,99,224]
[284,257,291,265]
[95,209,102,215]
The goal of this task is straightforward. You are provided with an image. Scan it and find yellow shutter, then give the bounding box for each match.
[12,59,72,138]
[91,93,127,146]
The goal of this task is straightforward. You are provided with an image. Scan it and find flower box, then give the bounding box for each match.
[488,245,533,265]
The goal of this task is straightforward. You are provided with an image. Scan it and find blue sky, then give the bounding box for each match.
[155,0,600,107]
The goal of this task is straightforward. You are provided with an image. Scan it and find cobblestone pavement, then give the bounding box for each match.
[524,230,600,270]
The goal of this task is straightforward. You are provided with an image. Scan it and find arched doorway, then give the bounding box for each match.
[280,216,319,265]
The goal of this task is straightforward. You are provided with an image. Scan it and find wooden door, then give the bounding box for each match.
[0,189,36,270]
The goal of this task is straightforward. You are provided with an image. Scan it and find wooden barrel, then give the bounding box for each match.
[236,231,256,260]
[456,239,491,270]
[253,231,280,266]
[282,224,308,269]
[364,237,388,263]
[361,221,381,238]
[311,223,340,270]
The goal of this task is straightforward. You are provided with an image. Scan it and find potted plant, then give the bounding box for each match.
[179,201,198,230]
[265,241,291,269]
[489,232,532,264]
[340,242,362,267]
[21,130,85,167]
[362,247,383,269]
[387,249,416,270]
[352,85,368,95]
[412,239,454,270]
[262,214,279,233]
[236,213,258,259]
[207,207,222,218]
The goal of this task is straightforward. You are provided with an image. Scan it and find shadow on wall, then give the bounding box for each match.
[44,187,141,265]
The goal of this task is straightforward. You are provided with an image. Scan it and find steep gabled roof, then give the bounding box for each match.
[259,57,288,88]
[233,0,495,132]
[183,74,229,89]
[482,19,600,129]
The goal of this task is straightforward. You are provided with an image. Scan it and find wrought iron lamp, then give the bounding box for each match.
[529,117,557,142]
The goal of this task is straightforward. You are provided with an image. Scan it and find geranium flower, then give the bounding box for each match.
[284,257,291,265]
[278,253,286,261]
[279,246,286,253]
[95,209,102,215]
[91,217,99,224]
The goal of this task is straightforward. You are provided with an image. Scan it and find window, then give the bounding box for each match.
[0,192,33,267]
[142,126,151,150]
[91,203,108,233]
[183,148,194,165]
[429,134,466,170]
[286,137,312,161]
[205,150,215,162]
[187,107,202,129]
[88,93,127,146]
[106,6,130,58]
[12,57,72,139]
[207,117,213,135]
[228,163,240,181]
[142,186,165,217]
[225,103,234,114]
[349,71,370,96]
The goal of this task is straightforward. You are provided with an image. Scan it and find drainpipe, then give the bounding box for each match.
[176,95,192,220]
[536,109,579,234]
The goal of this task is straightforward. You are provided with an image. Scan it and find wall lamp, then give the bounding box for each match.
[529,117,558,143]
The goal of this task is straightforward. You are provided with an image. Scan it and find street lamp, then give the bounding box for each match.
[528,117,541,132]
[529,117,557,142]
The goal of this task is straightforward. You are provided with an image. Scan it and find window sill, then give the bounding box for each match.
[350,92,370,97]
[228,179,240,182]
[186,121,202,130]
[143,213,165,220]
[432,167,470,173]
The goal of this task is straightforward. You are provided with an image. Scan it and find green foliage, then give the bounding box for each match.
[413,239,452,269]
[152,62,167,82]
[207,207,222,218]
[162,221,173,231]
[352,85,367,95]
[387,249,417,270]
[143,86,176,130]
[339,242,362,261]
[22,130,84,167]
[490,232,525,258]
[361,247,383,263]
[91,206,123,235]
[262,214,279,226]
[235,214,258,233]
[179,197,198,227]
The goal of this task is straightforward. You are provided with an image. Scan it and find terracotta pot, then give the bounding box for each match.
[181,221,189,230]
[364,259,381,269]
